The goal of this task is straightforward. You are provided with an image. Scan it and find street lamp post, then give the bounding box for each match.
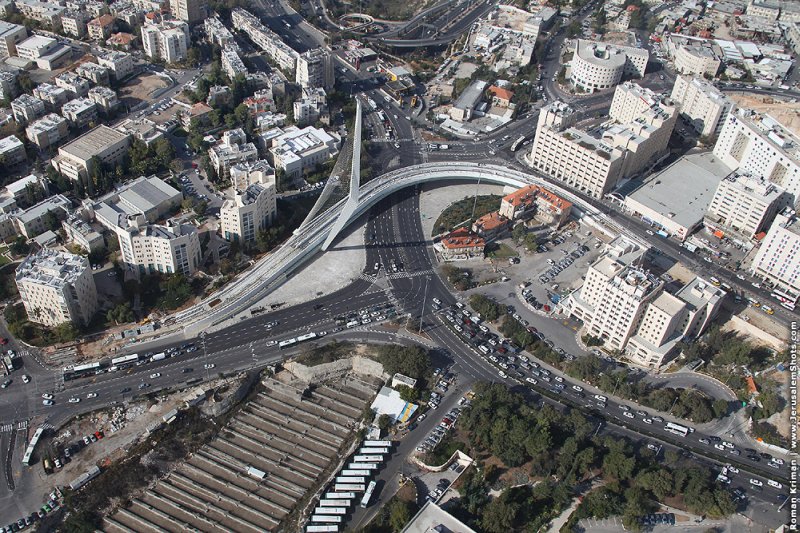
[419,276,430,335]
[201,332,210,381]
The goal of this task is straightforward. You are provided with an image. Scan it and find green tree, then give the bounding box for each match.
[387,500,413,532]
[377,414,392,431]
[106,302,134,325]
[376,345,431,380]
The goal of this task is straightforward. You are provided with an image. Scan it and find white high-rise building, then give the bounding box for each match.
[296,48,334,90]
[229,159,275,191]
[751,208,800,297]
[171,0,206,24]
[564,237,660,352]
[570,39,649,93]
[670,75,734,138]
[608,82,663,124]
[267,125,341,178]
[712,108,800,205]
[220,182,276,243]
[705,171,786,239]
[15,249,98,327]
[209,128,259,179]
[673,45,721,77]
[530,91,676,198]
[115,215,202,277]
[141,20,190,64]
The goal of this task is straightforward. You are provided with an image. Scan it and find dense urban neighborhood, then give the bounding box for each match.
[0,0,796,530]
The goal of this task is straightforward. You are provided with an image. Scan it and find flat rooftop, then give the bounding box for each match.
[58,125,129,161]
[625,152,729,229]
[400,501,477,533]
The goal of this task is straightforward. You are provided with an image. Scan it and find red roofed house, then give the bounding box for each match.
[434,227,486,261]
[107,32,136,50]
[88,14,115,41]
[498,184,573,227]
[489,85,515,109]
[472,211,511,241]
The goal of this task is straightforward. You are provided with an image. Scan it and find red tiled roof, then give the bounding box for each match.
[474,211,508,231]
[502,184,572,211]
[441,227,485,250]
[489,85,514,102]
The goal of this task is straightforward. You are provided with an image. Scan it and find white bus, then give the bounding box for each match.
[771,289,798,310]
[357,447,389,455]
[360,480,377,508]
[348,463,379,470]
[325,492,356,500]
[336,476,366,484]
[319,499,351,507]
[334,483,366,492]
[363,440,392,447]
[341,470,371,477]
[311,515,343,523]
[510,135,527,152]
[279,338,297,349]
[22,427,45,466]
[111,354,139,368]
[353,455,383,463]
[306,526,339,532]
[663,422,690,437]
[297,332,318,343]
[314,507,347,515]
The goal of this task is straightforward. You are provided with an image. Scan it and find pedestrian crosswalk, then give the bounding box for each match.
[0,421,31,432]
[386,269,435,280]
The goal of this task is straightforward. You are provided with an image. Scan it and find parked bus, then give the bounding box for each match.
[360,480,377,508]
[313,507,347,515]
[324,492,356,500]
[111,354,139,369]
[353,455,383,463]
[663,422,690,437]
[510,135,527,152]
[335,476,366,485]
[319,499,351,507]
[63,362,103,381]
[348,463,379,470]
[306,526,339,532]
[341,470,371,477]
[362,440,391,447]
[310,515,343,524]
[334,483,365,492]
[357,447,389,455]
[22,427,44,466]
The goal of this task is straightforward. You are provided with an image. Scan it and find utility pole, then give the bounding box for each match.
[201,332,210,381]
[470,174,482,220]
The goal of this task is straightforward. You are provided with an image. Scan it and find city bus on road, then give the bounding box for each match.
[360,480,377,508]
[510,135,527,152]
[663,422,690,437]
[63,362,102,381]
[771,289,798,310]
[111,354,140,369]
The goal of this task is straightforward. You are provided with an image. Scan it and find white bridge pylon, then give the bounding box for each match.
[322,97,363,251]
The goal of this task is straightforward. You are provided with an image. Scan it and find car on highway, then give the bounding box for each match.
[182,368,193,373]
[204,363,216,369]
[68,397,80,403]
[622,411,635,419]
[86,393,97,399]
[149,373,161,379]
[42,400,53,406]
[0,380,10,389]
[767,480,782,489]
[21,375,30,384]
[749,479,763,487]
[41,393,53,400]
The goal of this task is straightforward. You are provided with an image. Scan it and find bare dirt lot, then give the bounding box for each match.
[728,92,800,137]
[118,73,171,108]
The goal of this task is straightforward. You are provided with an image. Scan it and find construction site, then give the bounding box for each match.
[102,375,376,532]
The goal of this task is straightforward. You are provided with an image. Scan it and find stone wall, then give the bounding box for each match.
[284,355,388,383]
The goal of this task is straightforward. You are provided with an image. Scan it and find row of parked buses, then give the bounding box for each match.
[62,346,193,381]
[305,441,392,532]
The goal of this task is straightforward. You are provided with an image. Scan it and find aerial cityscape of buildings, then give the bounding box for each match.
[0,0,795,530]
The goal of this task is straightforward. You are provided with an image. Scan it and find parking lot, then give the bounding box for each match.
[179,169,224,212]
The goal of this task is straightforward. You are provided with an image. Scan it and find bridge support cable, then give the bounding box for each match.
[322,98,363,251]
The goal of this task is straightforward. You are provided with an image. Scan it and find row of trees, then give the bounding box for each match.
[451,384,737,531]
